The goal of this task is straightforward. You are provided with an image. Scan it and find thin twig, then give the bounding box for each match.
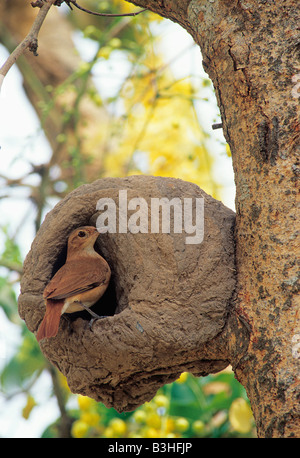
[61,0,147,18]
[0,259,23,275]
[0,0,147,90]
[0,367,44,400]
[212,123,223,130]
[0,0,56,89]
[47,363,73,438]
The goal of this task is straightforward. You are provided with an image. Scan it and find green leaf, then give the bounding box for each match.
[1,329,45,392]
[0,227,22,265]
[0,277,19,323]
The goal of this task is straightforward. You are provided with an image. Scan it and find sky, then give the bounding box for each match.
[0,13,235,438]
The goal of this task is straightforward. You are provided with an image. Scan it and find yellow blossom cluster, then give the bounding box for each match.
[70,371,255,438]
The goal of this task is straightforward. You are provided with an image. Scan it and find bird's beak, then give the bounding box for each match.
[92,229,100,240]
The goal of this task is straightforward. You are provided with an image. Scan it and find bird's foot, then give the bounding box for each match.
[88,316,107,331]
[78,303,107,331]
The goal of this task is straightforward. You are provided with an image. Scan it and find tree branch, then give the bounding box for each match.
[0,0,56,89]
[0,259,23,275]
[47,362,73,438]
[60,0,147,18]
[0,0,147,91]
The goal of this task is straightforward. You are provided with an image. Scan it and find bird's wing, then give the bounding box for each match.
[43,257,110,300]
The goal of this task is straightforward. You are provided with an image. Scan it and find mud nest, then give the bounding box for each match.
[18,176,236,411]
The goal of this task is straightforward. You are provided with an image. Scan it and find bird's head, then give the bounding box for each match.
[67,226,100,256]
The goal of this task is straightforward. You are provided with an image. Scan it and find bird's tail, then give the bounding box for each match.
[36,300,64,342]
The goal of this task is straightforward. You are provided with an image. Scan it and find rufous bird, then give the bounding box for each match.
[36,226,111,342]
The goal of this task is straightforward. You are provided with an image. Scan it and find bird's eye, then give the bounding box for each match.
[78,230,86,238]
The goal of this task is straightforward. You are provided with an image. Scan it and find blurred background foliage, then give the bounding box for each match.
[0,0,254,437]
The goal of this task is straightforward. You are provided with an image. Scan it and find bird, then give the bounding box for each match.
[36,226,111,342]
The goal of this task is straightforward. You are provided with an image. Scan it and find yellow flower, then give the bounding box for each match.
[71,420,89,438]
[112,0,137,14]
[174,417,189,433]
[226,143,231,157]
[166,432,177,438]
[229,398,254,433]
[176,372,188,384]
[133,409,147,424]
[143,427,159,438]
[22,395,36,420]
[192,420,205,435]
[103,426,114,438]
[80,412,100,427]
[109,418,127,436]
[57,372,71,394]
[98,46,112,60]
[77,395,94,411]
[165,418,175,433]
[144,401,155,413]
[109,38,122,49]
[154,394,169,408]
[128,432,143,438]
[146,413,161,429]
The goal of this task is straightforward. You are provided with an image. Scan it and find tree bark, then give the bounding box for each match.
[126,0,299,438]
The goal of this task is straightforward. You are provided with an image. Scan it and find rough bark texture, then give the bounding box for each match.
[128,0,300,438]
[19,176,237,411]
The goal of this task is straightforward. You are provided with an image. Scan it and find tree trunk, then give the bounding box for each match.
[127,0,299,438]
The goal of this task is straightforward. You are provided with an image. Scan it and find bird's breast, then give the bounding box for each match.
[61,282,109,314]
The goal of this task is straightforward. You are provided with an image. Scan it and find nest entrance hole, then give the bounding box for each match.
[49,234,117,324]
